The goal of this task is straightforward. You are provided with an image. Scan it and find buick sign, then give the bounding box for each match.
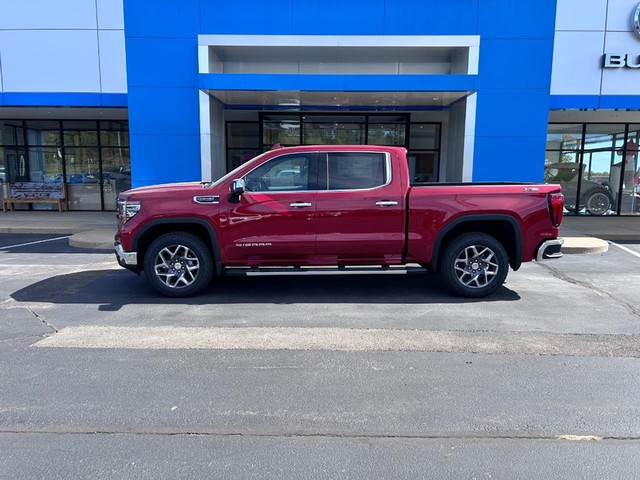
[634,2,640,39]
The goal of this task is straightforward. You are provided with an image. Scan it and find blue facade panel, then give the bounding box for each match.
[127,87,200,136]
[477,39,554,90]
[130,134,201,187]
[383,0,478,35]
[123,0,199,38]
[126,38,199,88]
[477,0,557,39]
[292,0,385,35]
[475,90,550,138]
[473,136,547,182]
[200,0,293,34]
[124,0,558,186]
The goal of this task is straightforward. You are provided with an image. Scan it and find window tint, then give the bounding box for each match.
[244,154,310,192]
[327,152,386,190]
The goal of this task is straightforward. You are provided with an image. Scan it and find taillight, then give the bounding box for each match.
[549,193,564,227]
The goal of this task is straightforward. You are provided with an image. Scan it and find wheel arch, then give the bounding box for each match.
[431,214,523,272]
[133,218,222,275]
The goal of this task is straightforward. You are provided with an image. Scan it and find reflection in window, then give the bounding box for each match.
[327,153,386,190]
[244,154,310,192]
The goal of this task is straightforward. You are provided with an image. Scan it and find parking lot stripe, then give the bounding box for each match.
[34,326,640,358]
[1,236,70,250]
[609,241,640,259]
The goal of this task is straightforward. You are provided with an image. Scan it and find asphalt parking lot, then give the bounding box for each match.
[1,232,640,478]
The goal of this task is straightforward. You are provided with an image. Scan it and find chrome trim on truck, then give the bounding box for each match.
[536,238,564,262]
[115,243,138,266]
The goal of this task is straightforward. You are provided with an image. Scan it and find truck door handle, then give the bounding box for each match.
[289,202,313,208]
[375,201,398,207]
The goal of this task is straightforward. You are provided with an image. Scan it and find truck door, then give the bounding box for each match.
[220,152,318,264]
[315,151,405,263]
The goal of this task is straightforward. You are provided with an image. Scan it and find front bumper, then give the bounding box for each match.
[115,242,140,273]
[536,238,564,262]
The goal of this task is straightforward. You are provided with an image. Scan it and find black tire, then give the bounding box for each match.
[584,190,613,215]
[440,232,509,298]
[143,232,213,297]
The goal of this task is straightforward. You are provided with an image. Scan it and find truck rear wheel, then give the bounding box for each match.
[143,232,213,297]
[440,232,509,298]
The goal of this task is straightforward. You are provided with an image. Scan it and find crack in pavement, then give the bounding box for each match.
[25,306,58,334]
[539,263,640,320]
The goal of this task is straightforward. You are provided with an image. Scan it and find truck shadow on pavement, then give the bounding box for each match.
[10,268,520,311]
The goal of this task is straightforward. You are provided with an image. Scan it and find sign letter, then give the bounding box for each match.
[603,54,626,68]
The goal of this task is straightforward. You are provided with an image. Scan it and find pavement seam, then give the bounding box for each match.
[0,428,637,442]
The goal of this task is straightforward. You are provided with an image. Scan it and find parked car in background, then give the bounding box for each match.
[544,162,615,215]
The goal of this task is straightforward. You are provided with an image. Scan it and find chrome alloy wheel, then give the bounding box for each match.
[453,244,499,289]
[153,244,200,288]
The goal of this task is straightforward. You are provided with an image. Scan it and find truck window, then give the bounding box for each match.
[326,152,387,190]
[244,154,310,192]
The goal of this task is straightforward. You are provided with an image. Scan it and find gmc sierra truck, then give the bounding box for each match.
[115,145,564,298]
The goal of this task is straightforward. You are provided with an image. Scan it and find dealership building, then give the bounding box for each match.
[0,0,639,215]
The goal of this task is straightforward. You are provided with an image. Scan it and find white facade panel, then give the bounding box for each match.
[601,31,640,94]
[606,0,639,31]
[555,0,607,31]
[0,0,97,30]
[97,0,125,30]
[98,31,127,93]
[0,30,100,92]
[551,31,605,95]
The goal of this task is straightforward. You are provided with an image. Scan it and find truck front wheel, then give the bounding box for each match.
[440,232,509,298]
[143,232,213,297]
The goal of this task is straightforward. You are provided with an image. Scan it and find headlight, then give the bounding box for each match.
[117,198,141,222]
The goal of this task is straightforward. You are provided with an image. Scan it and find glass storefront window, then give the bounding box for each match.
[1,121,25,146]
[410,124,440,150]
[26,121,61,146]
[546,122,640,216]
[546,124,583,151]
[584,124,626,151]
[28,147,63,183]
[100,130,130,148]
[64,147,101,210]
[227,123,259,149]
[227,122,260,171]
[263,116,300,146]
[303,122,364,144]
[619,126,640,215]
[63,121,99,147]
[101,147,131,210]
[0,119,130,210]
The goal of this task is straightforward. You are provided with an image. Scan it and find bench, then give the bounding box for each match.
[2,182,67,212]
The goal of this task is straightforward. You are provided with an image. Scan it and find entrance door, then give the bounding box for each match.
[315,151,405,263]
[220,152,318,264]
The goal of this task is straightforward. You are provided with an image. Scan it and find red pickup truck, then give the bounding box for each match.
[115,145,564,298]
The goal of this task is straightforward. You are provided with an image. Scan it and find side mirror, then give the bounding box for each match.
[230,178,245,195]
[228,178,245,202]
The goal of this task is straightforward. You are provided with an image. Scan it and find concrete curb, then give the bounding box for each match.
[68,229,116,250]
[562,237,609,255]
